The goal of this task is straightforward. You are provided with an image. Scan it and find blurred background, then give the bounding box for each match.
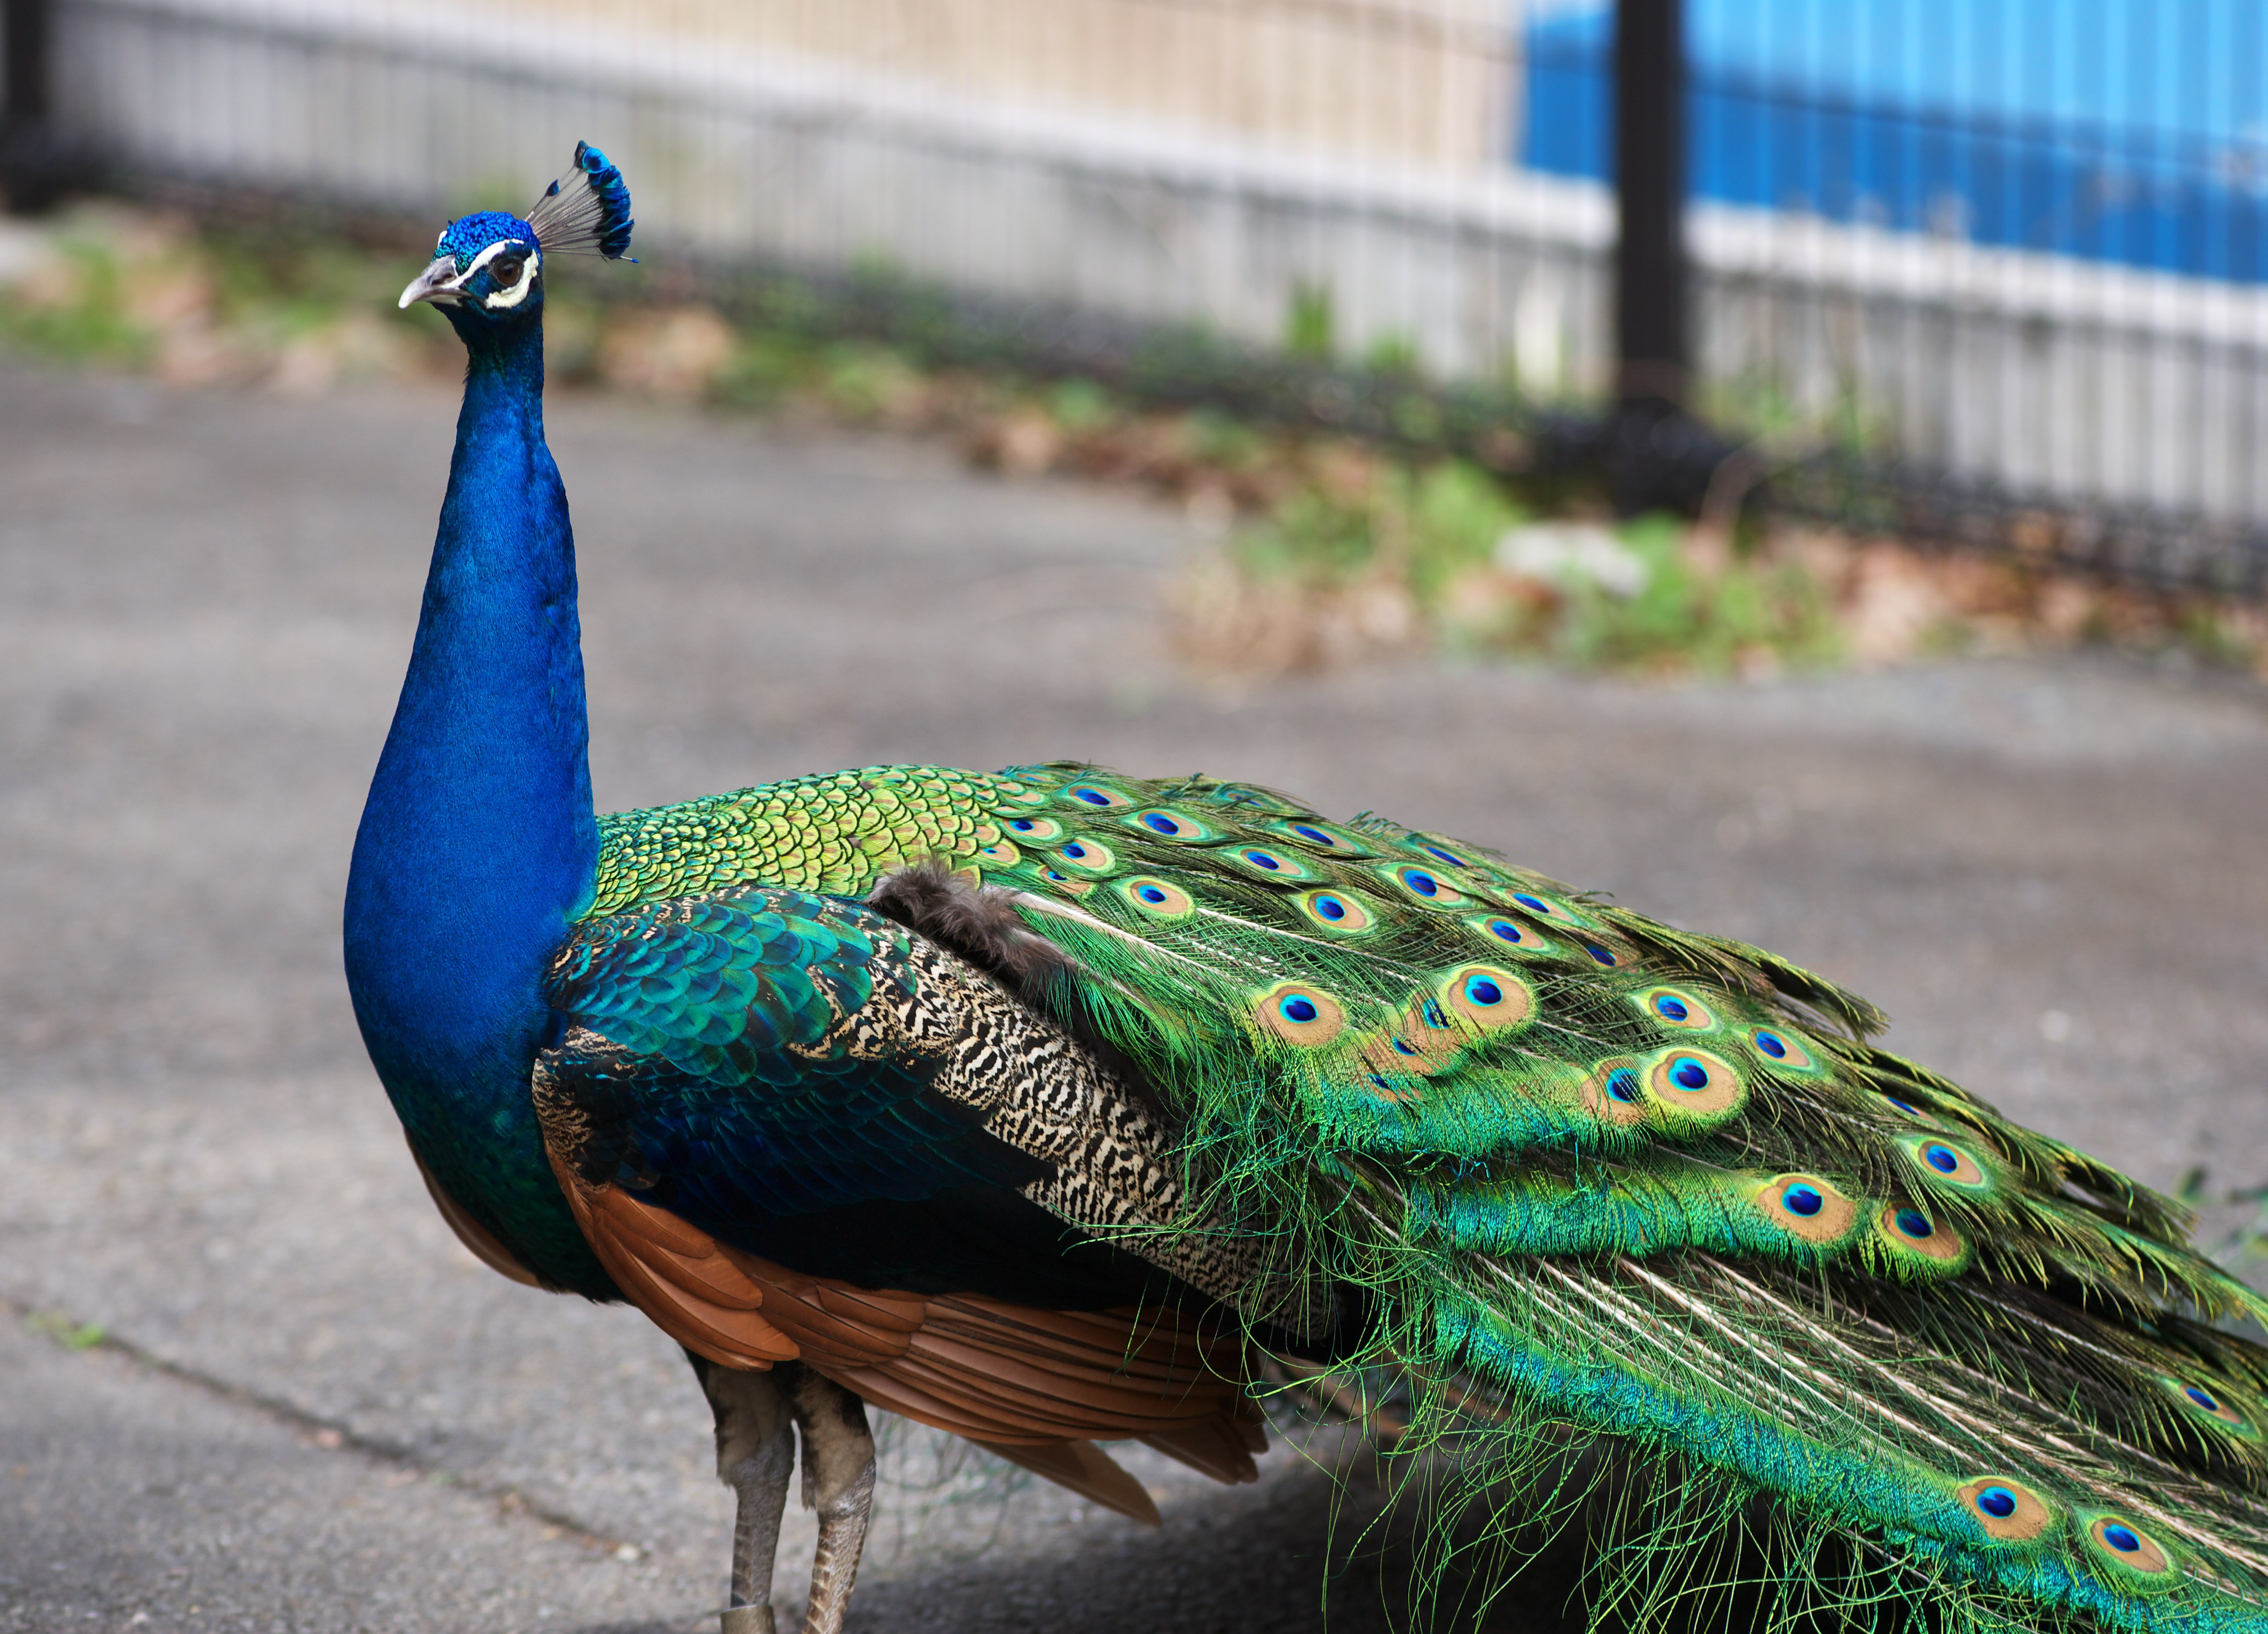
[3,4,2268,1632]
[9,0,2268,650]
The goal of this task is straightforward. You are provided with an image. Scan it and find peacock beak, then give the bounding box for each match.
[398,256,466,309]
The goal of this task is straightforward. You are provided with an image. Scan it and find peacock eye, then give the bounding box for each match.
[490,253,527,287]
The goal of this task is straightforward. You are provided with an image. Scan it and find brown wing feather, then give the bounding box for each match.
[548,1150,800,1368]
[542,1149,1263,1489]
[413,1141,543,1288]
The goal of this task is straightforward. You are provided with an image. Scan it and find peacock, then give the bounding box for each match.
[347,143,2268,1634]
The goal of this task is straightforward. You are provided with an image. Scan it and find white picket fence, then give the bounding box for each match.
[50,0,2268,530]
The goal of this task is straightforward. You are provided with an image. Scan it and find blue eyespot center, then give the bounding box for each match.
[2187,1385,2221,1410]
[1010,819,1037,833]
[1671,1057,1710,1090]
[1313,895,1348,920]
[1294,824,1337,847]
[2101,1524,2142,1555]
[1137,885,1168,904]
[1404,869,1439,897]
[1072,787,1112,805]
[1392,1037,1419,1056]
[1976,1487,2018,1519]
[1488,919,1524,943]
[1655,995,1690,1021]
[1782,1185,1824,1217]
[1245,850,1282,871]
[1586,944,1617,966]
[1513,894,1550,913]
[1605,1068,1640,1103]
[1465,976,1503,1006]
[1425,846,1469,867]
[1754,1030,1788,1058]
[1895,1208,1934,1239]
[1884,1094,1918,1114]
[1280,995,1319,1024]
[1143,813,1180,834]
[1063,843,1087,859]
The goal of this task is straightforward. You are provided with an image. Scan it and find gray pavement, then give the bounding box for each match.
[2,359,2267,1633]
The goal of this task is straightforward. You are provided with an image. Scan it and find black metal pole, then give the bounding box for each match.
[1602,0,1723,512]
[1,0,73,213]
[3,0,51,130]
[1614,0,1686,412]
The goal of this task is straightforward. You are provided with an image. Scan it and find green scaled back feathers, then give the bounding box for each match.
[591,762,2268,1634]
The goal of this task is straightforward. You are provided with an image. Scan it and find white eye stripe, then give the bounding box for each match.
[459,240,539,309]
[463,240,520,276]
[483,251,539,309]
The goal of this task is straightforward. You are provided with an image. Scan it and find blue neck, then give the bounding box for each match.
[344,321,608,1293]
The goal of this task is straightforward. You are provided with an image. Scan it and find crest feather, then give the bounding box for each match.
[527,140,636,260]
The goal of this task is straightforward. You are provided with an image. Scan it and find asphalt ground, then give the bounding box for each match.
[3,359,2267,1633]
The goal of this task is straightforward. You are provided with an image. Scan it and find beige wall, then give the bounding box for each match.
[472,0,1518,170]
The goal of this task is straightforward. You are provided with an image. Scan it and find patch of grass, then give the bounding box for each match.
[1285,280,1335,360]
[26,1310,107,1351]
[0,238,150,365]
[1209,461,1835,676]
[1545,516,1842,674]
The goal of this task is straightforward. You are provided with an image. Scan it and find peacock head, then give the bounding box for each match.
[399,140,635,346]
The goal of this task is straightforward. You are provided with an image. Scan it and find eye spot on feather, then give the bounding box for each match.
[1407,839,1472,869]
[1579,1058,1650,1126]
[1956,1477,2052,1542]
[1298,890,1375,934]
[1748,1028,1817,1070]
[1756,1174,1859,1243]
[1054,839,1116,875]
[1128,807,1219,843]
[1440,964,1533,1031]
[1643,1050,1743,1119]
[1469,915,1559,959]
[1907,1138,1988,1188]
[1065,784,1134,809]
[1363,1071,1416,1104]
[1379,864,1468,908]
[1271,819,1374,857]
[1584,942,1619,967]
[1038,867,1093,897]
[1639,987,1717,1030]
[1119,876,1194,919]
[1006,816,1063,841]
[2166,1377,2251,1430]
[976,839,1021,865]
[1876,1204,1968,1267]
[1255,982,1346,1046]
[2086,1517,2174,1577]
[1227,845,1317,883]
[1361,1028,1451,1077]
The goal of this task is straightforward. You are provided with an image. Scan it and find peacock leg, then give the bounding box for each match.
[688,1353,797,1634]
[786,1369,876,1634]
